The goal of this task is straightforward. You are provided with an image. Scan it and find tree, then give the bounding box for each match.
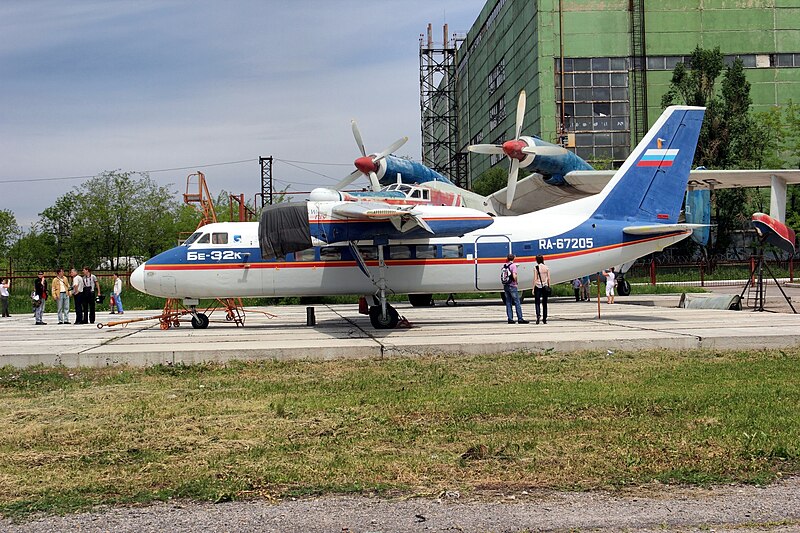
[471,167,508,197]
[39,194,79,266]
[661,47,768,256]
[29,171,187,270]
[0,209,21,258]
[470,166,529,198]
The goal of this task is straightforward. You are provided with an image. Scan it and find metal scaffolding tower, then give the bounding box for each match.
[258,156,274,207]
[629,0,649,145]
[419,24,467,188]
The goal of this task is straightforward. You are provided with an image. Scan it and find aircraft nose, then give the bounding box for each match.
[130,263,146,293]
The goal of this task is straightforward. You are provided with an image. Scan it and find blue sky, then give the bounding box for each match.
[0,0,483,228]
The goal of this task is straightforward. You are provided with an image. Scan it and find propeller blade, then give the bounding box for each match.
[373,136,408,162]
[368,171,382,192]
[520,145,568,157]
[506,159,520,210]
[515,90,526,140]
[351,120,367,157]
[335,169,362,190]
[468,144,505,155]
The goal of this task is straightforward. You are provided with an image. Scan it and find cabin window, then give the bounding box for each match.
[357,246,378,260]
[410,189,422,199]
[442,245,463,258]
[422,189,430,200]
[183,232,202,245]
[212,233,228,244]
[415,245,436,259]
[389,246,411,259]
[294,248,316,261]
[320,247,342,261]
[197,233,210,244]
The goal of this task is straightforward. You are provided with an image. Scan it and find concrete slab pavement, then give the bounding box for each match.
[1,294,798,368]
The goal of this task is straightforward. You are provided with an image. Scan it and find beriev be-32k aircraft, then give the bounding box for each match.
[130,105,705,329]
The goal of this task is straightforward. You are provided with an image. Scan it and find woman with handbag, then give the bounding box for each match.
[532,255,551,324]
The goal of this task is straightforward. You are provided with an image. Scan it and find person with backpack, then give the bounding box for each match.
[501,253,528,324]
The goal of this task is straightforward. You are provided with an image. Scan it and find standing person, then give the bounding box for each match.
[51,268,71,324]
[571,278,582,302]
[71,268,85,324]
[533,255,551,324]
[33,271,48,325]
[603,267,616,304]
[580,275,591,301]
[501,253,528,324]
[82,267,100,324]
[112,273,124,314]
[0,277,9,317]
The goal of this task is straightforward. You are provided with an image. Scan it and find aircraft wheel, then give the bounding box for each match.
[617,278,631,297]
[408,294,434,307]
[369,305,399,329]
[191,313,210,329]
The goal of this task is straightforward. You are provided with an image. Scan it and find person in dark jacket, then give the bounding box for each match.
[82,266,100,324]
[33,271,47,325]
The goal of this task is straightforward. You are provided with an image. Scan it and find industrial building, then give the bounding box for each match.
[420,0,800,188]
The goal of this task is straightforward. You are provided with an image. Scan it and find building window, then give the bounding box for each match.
[489,97,506,130]
[470,130,484,145]
[556,57,630,164]
[489,136,504,166]
[488,58,505,95]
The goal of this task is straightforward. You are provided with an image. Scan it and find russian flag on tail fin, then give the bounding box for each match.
[592,106,705,224]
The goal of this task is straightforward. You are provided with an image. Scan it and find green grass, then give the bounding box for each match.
[0,349,798,519]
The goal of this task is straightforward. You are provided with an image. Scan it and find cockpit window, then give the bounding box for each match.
[212,233,228,244]
[197,233,210,244]
[184,232,203,246]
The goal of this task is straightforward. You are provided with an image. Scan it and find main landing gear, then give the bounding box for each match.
[616,276,631,297]
[351,240,407,329]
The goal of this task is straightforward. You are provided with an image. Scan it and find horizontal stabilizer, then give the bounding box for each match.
[623,223,709,235]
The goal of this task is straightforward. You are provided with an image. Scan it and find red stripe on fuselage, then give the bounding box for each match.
[144,232,688,272]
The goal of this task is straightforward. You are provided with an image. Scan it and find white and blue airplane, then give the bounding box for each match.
[131,105,706,329]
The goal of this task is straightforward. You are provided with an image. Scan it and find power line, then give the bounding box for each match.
[0,156,356,185]
[0,158,259,184]
[274,158,352,167]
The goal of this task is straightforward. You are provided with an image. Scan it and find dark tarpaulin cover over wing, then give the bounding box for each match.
[258,203,312,259]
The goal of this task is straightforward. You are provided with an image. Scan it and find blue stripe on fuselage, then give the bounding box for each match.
[145,222,677,268]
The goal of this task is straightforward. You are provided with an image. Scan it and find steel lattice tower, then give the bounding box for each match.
[419,24,467,189]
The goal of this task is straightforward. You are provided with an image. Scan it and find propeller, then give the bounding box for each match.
[336,120,408,192]
[467,90,567,209]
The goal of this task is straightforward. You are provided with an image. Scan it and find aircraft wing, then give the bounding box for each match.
[686,169,800,189]
[331,201,433,234]
[623,223,708,235]
[488,171,613,215]
[486,168,800,216]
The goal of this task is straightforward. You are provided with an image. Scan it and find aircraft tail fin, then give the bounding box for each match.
[592,106,705,223]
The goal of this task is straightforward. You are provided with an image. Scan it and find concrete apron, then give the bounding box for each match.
[1,296,799,368]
